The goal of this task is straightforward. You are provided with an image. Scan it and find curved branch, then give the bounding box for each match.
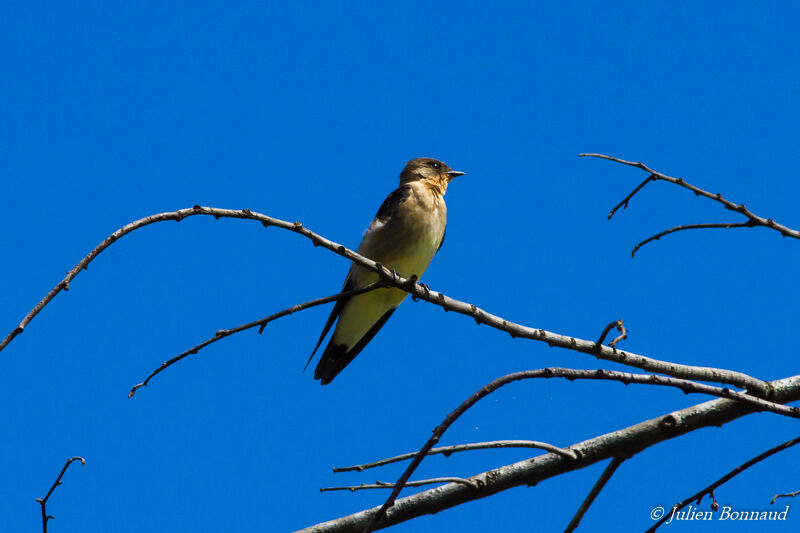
[1,206,286,352]
[647,434,800,531]
[595,319,626,350]
[127,281,385,397]
[631,222,755,257]
[3,205,771,396]
[580,153,800,243]
[333,440,577,473]
[360,368,800,532]
[298,374,800,533]
[36,456,85,533]
[771,490,800,505]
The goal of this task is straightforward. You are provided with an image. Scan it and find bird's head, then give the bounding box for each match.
[399,157,465,193]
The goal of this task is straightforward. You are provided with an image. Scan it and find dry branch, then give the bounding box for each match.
[297,374,800,532]
[771,489,800,505]
[360,368,799,532]
[128,281,385,397]
[647,434,800,531]
[580,153,800,256]
[564,456,626,532]
[321,478,478,493]
[36,457,85,533]
[631,222,754,257]
[2,206,772,396]
[333,440,577,473]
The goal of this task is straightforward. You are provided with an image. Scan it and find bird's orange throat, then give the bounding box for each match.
[423,178,448,196]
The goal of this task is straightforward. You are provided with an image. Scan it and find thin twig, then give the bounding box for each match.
[2,205,773,396]
[647,434,800,532]
[334,440,577,473]
[361,369,800,533]
[564,456,626,532]
[128,281,385,397]
[594,320,621,350]
[298,374,800,532]
[596,319,627,350]
[607,174,655,219]
[321,478,478,493]
[609,320,627,349]
[631,222,755,257]
[580,153,800,256]
[771,489,800,505]
[36,457,85,533]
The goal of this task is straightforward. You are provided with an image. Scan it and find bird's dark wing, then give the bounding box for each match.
[374,184,412,224]
[314,308,396,385]
[306,185,411,379]
[304,276,353,371]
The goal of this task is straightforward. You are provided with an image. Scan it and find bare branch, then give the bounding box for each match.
[647,434,800,532]
[298,374,800,533]
[0,206,393,354]
[771,489,800,505]
[36,457,85,533]
[631,222,755,257]
[607,174,655,219]
[321,478,479,493]
[564,456,626,532]
[360,368,800,533]
[609,320,627,349]
[333,440,577,473]
[3,205,772,396]
[594,320,621,349]
[579,153,800,254]
[128,281,385,397]
[596,319,627,350]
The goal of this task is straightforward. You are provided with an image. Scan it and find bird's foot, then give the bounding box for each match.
[407,277,431,301]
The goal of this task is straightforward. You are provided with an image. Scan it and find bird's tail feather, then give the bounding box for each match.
[304,278,354,372]
[314,308,396,385]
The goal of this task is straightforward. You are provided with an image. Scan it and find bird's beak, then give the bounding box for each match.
[446,170,466,180]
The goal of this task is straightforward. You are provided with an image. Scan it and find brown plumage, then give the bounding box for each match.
[309,158,465,384]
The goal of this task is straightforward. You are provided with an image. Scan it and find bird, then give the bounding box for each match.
[308,157,465,384]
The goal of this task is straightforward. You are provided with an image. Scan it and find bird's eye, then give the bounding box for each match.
[431,162,440,169]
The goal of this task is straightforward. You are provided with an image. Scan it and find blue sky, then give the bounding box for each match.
[2,2,800,532]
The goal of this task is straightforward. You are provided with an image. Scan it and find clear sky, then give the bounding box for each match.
[2,2,800,532]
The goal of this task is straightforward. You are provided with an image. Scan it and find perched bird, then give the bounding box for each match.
[309,157,465,384]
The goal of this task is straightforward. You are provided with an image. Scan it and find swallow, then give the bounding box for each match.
[308,157,465,384]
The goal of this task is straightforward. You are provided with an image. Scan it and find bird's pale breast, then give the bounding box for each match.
[332,182,446,349]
